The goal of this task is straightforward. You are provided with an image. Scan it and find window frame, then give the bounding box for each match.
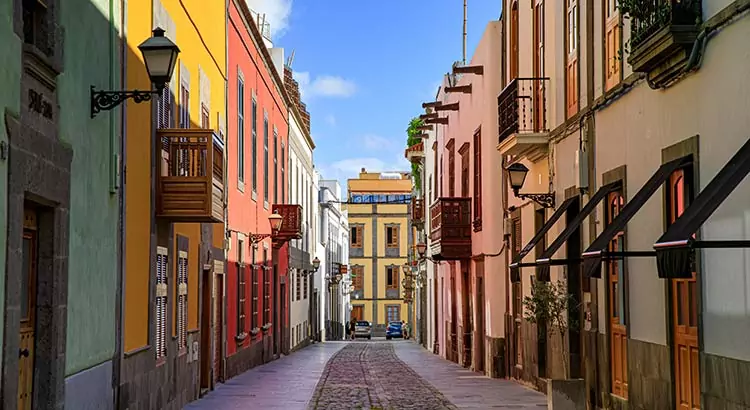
[472,129,483,229]
[386,265,399,290]
[263,112,269,204]
[251,93,258,193]
[237,78,245,185]
[385,225,399,249]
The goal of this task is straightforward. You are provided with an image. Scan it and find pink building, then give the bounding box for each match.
[425,21,507,376]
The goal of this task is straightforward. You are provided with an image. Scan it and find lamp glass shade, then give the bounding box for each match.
[268,213,283,233]
[416,242,427,256]
[335,273,342,281]
[138,27,180,88]
[402,264,411,274]
[507,162,529,191]
[312,257,320,270]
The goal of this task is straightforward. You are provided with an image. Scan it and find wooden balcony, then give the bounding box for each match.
[405,141,425,164]
[429,198,472,260]
[156,129,225,223]
[627,0,701,87]
[271,204,303,241]
[496,78,550,162]
[411,197,424,226]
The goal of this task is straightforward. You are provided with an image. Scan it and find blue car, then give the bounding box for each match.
[385,321,403,340]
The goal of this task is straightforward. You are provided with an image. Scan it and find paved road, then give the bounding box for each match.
[184,340,546,410]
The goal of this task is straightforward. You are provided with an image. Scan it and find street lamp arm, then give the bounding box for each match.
[514,191,555,208]
[90,87,162,118]
[249,233,273,244]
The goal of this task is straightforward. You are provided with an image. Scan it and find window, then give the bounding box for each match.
[201,104,210,129]
[386,266,399,289]
[281,143,285,203]
[303,270,308,299]
[351,225,363,248]
[237,79,245,184]
[176,251,188,351]
[263,114,269,203]
[432,142,438,197]
[606,189,628,398]
[295,270,301,300]
[566,0,579,117]
[252,264,259,329]
[155,247,168,360]
[180,85,190,129]
[604,0,621,90]
[429,176,433,203]
[237,240,246,335]
[533,0,546,132]
[511,218,522,367]
[274,127,278,204]
[156,81,173,130]
[251,96,258,192]
[386,225,399,248]
[263,250,270,324]
[350,266,363,291]
[460,143,470,197]
[473,129,482,229]
[510,1,519,80]
[386,305,401,323]
[22,0,52,55]
[447,140,455,196]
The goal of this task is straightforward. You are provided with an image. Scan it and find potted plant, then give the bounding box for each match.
[523,279,584,410]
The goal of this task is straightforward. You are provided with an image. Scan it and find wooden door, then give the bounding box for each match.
[533,0,545,131]
[200,267,212,391]
[566,0,579,118]
[476,275,485,372]
[352,306,364,322]
[669,170,700,410]
[19,209,37,410]
[212,272,223,385]
[607,191,628,398]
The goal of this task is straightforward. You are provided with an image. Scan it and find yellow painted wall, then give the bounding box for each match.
[123,0,226,352]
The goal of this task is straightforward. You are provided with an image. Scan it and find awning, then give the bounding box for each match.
[509,197,578,282]
[580,156,692,278]
[654,138,750,279]
[534,181,622,281]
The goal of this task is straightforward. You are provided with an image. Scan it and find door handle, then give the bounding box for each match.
[19,349,29,358]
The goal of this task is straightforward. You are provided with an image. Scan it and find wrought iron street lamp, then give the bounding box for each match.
[312,257,320,272]
[249,213,284,245]
[91,27,181,118]
[506,162,555,208]
[416,242,427,258]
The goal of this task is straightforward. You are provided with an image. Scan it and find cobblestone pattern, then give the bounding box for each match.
[308,342,458,410]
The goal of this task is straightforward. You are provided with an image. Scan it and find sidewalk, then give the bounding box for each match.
[394,341,547,409]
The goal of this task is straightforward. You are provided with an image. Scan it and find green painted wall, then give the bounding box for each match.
[59,0,121,376]
[0,0,23,372]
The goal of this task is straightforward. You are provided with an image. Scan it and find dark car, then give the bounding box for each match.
[385,321,403,340]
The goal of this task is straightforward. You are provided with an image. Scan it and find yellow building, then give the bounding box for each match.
[345,169,413,333]
[121,0,226,407]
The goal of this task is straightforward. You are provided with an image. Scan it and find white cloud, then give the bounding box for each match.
[244,0,293,39]
[325,115,336,127]
[293,71,356,99]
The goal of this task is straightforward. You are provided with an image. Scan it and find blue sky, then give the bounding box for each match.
[246,0,502,190]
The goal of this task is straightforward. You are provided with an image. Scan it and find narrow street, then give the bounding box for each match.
[185,341,546,410]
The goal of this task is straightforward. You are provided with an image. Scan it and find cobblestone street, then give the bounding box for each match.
[185,341,546,410]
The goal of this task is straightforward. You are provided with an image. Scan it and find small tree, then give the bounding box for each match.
[523,279,580,378]
[406,117,424,190]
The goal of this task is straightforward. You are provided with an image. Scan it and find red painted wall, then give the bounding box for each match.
[226,0,289,357]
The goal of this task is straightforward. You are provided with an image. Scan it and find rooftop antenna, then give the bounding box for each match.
[463,0,468,65]
[286,49,296,68]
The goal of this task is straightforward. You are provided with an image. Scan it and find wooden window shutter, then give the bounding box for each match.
[177,251,188,350]
[155,247,169,359]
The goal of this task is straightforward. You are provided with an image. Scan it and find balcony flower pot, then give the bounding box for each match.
[523,279,584,410]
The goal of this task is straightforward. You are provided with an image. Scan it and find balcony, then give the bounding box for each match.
[271,204,303,241]
[496,78,550,162]
[405,141,425,164]
[627,0,701,87]
[411,197,424,226]
[156,129,224,223]
[429,198,472,260]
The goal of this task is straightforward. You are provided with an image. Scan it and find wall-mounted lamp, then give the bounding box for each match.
[312,257,321,272]
[249,213,284,244]
[507,163,555,208]
[91,28,180,118]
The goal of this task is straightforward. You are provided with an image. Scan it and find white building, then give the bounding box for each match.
[418,107,438,353]
[318,179,350,340]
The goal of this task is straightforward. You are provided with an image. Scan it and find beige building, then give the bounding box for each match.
[501,0,750,407]
[345,169,413,334]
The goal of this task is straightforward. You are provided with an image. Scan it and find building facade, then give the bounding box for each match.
[497,0,750,406]
[2,0,122,408]
[346,170,412,336]
[285,65,317,352]
[119,0,227,407]
[319,179,350,340]
[225,0,297,380]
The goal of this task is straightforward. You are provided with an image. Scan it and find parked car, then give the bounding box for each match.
[354,321,372,339]
[385,321,403,340]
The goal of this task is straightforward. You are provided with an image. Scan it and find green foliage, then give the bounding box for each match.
[523,279,580,376]
[406,117,424,191]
